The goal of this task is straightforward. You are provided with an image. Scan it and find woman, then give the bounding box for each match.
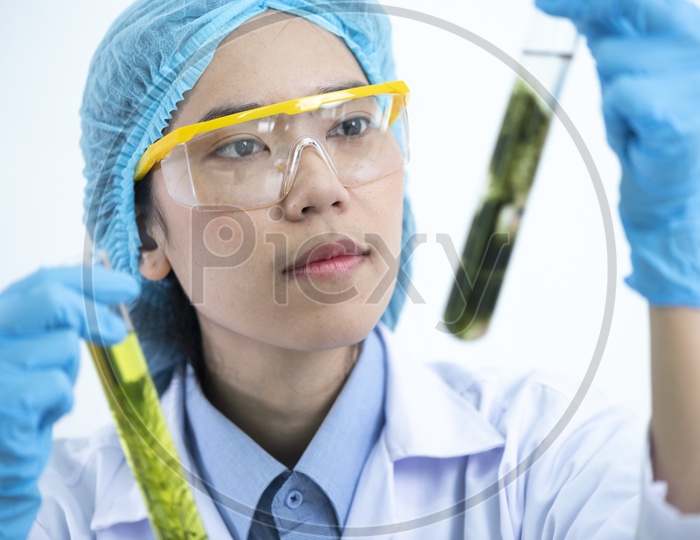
[2,0,700,538]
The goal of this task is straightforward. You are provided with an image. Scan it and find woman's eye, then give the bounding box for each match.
[214,138,266,158]
[329,117,371,138]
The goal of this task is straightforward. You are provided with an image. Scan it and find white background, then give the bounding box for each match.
[0,0,650,440]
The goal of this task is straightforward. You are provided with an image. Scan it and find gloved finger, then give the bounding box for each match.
[602,72,700,190]
[1,265,140,304]
[0,329,81,384]
[0,282,129,343]
[0,369,74,449]
[0,481,42,540]
[535,0,700,38]
[590,36,700,79]
[0,423,53,537]
[0,417,55,476]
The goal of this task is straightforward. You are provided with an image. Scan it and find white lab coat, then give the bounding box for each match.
[30,325,700,539]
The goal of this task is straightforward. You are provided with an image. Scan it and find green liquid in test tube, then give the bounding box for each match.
[443,12,578,340]
[86,251,209,539]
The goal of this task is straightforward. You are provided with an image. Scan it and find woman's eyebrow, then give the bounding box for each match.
[315,80,368,95]
[197,80,368,123]
[198,102,263,123]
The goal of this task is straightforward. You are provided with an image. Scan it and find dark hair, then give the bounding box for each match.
[133,174,207,383]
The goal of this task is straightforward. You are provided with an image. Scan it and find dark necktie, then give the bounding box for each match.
[247,471,341,540]
[248,473,289,540]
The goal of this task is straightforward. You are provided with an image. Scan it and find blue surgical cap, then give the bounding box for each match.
[81,0,414,392]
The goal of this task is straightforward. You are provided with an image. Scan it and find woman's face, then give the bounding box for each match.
[144,14,405,352]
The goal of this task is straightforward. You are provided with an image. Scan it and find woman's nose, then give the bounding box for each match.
[281,138,350,220]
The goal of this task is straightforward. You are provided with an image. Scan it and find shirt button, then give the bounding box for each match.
[285,489,303,509]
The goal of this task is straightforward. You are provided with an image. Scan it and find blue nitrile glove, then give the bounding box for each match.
[536,0,700,306]
[0,266,139,539]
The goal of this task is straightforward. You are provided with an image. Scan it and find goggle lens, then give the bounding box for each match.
[160,93,409,211]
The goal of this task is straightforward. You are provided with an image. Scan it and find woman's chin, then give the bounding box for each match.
[272,302,388,352]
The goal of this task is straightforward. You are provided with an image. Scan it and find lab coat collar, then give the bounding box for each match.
[345,325,506,536]
[377,324,505,461]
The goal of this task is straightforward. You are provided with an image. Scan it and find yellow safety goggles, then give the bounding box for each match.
[134,80,410,211]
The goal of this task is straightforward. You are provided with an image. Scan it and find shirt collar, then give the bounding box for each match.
[295,327,386,527]
[185,327,386,539]
[184,366,286,539]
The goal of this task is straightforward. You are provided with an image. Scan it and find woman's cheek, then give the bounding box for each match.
[171,209,261,302]
[190,211,281,310]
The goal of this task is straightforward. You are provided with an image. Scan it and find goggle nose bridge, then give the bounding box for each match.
[282,136,342,196]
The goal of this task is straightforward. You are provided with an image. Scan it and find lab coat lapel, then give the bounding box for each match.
[90,367,231,538]
[342,435,397,540]
[378,325,505,460]
[342,327,506,539]
[89,456,148,532]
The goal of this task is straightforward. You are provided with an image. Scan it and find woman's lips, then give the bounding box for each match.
[285,240,369,279]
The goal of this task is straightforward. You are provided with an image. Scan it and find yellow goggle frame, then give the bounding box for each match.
[134,80,410,181]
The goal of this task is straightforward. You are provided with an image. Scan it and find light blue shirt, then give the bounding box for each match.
[184,328,386,540]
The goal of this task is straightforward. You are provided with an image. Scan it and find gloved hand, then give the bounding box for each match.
[536,0,700,306]
[0,265,139,539]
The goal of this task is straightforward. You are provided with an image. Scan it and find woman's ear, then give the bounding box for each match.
[136,211,172,281]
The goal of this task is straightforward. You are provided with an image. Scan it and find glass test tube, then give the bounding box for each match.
[86,251,209,539]
[442,12,578,340]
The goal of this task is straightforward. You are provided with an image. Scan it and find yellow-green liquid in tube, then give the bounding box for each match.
[87,332,209,539]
